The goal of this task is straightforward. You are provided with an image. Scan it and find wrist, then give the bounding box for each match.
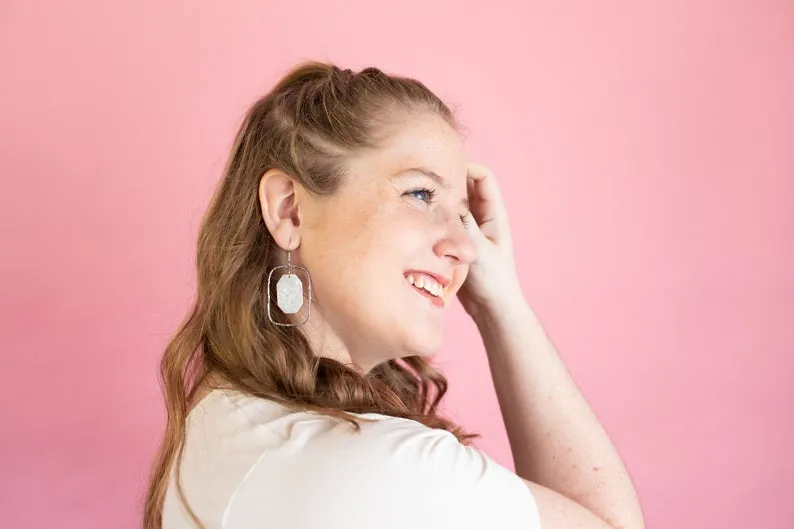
[469,290,538,332]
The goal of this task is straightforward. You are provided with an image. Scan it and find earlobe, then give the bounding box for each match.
[258,169,301,251]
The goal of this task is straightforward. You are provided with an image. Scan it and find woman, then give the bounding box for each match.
[143,62,645,529]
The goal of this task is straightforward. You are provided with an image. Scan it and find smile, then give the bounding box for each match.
[404,271,449,308]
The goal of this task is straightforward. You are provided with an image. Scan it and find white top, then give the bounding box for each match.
[163,388,541,529]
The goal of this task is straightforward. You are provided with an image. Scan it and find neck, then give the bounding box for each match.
[299,308,384,374]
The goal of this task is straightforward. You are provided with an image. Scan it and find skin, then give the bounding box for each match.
[258,112,646,529]
[259,112,475,370]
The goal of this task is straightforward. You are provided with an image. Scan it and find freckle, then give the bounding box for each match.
[593,466,600,472]
[567,447,572,452]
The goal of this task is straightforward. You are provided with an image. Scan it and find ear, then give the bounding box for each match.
[258,169,301,251]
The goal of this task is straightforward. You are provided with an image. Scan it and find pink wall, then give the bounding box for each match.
[2,1,792,528]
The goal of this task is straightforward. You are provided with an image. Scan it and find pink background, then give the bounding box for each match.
[2,1,792,528]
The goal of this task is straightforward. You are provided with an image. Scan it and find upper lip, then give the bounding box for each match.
[406,270,452,288]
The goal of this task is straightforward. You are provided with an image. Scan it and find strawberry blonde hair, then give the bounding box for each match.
[143,61,474,529]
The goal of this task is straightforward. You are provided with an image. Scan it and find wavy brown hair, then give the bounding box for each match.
[142,61,475,529]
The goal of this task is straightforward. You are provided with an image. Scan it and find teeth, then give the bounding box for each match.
[406,273,442,297]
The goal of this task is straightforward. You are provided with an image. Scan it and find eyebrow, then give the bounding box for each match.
[391,167,469,208]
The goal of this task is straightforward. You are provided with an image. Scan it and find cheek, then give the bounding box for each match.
[302,197,439,292]
[303,215,402,291]
[302,197,379,262]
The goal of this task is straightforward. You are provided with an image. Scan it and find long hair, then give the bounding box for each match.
[142,61,475,529]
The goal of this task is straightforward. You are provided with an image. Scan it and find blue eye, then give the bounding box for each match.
[405,188,437,203]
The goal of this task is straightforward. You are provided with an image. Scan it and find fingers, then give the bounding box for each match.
[462,210,488,250]
[466,162,511,244]
[467,162,502,202]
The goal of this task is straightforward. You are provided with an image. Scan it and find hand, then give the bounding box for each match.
[456,162,523,318]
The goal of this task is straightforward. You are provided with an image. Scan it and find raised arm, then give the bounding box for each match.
[475,298,644,529]
[458,163,645,529]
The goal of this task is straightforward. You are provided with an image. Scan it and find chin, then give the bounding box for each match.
[400,329,444,359]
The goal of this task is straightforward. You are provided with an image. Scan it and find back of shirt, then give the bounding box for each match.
[162,389,540,529]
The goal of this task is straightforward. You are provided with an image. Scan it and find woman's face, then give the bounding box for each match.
[297,113,476,369]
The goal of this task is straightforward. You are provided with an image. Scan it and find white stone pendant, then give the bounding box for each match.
[276,273,304,314]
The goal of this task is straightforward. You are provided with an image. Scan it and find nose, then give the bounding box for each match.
[433,216,477,265]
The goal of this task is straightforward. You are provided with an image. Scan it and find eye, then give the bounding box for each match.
[460,213,470,227]
[404,188,437,204]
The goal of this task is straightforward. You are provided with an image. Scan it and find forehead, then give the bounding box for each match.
[346,113,468,187]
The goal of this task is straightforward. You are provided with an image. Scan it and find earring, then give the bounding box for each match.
[267,248,312,326]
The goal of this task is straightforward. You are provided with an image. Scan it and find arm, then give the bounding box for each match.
[459,162,645,529]
[474,297,645,529]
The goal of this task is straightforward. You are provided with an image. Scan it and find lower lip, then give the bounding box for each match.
[409,283,445,308]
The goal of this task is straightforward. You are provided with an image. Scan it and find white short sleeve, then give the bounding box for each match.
[224,414,541,529]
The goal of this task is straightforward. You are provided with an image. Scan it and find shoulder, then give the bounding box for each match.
[224,410,540,529]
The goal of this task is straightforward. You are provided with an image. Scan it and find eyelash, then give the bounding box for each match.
[405,188,469,226]
[406,188,438,204]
